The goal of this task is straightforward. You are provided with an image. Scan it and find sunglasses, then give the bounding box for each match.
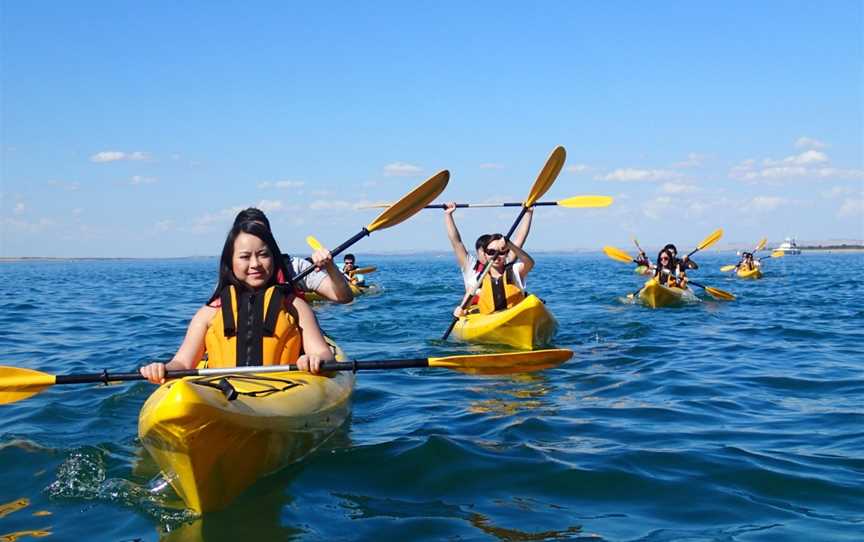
[484,248,506,257]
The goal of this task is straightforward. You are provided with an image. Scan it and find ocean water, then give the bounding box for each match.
[1,252,862,541]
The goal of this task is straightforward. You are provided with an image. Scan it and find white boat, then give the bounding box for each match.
[774,237,802,255]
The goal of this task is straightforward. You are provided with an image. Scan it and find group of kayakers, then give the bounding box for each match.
[140,208,368,384]
[634,243,699,289]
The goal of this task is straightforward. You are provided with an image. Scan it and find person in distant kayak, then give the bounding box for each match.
[341,254,365,286]
[664,243,698,271]
[139,221,333,384]
[443,202,533,295]
[654,248,687,288]
[233,208,353,303]
[454,234,535,316]
[737,251,758,272]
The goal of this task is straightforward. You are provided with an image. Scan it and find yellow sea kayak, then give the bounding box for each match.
[304,283,376,303]
[138,342,354,514]
[452,294,557,350]
[736,267,763,279]
[637,278,697,308]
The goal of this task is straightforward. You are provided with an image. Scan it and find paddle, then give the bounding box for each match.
[289,170,449,286]
[358,195,612,210]
[441,146,566,341]
[720,241,782,272]
[348,266,376,276]
[305,236,376,276]
[603,245,735,301]
[0,349,574,405]
[685,228,723,259]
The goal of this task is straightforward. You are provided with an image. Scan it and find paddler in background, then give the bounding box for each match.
[654,248,688,288]
[139,220,332,384]
[341,254,365,286]
[736,251,758,272]
[233,208,353,303]
[664,243,698,271]
[443,202,533,296]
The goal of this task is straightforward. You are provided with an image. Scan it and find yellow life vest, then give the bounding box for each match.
[477,268,525,314]
[204,285,302,368]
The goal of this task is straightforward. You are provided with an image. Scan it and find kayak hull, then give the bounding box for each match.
[305,283,376,303]
[736,267,763,279]
[452,294,557,350]
[138,343,354,514]
[637,278,697,308]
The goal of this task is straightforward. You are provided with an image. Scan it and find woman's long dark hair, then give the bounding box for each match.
[207,221,290,304]
[654,249,674,280]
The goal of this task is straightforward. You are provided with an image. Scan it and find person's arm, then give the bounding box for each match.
[511,207,533,249]
[293,297,335,374]
[140,306,214,384]
[444,202,469,270]
[506,240,534,281]
[297,254,354,304]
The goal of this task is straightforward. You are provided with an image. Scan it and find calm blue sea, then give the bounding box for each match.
[1,252,862,541]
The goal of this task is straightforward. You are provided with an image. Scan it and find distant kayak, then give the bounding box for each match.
[736,267,763,279]
[305,283,380,303]
[632,278,698,308]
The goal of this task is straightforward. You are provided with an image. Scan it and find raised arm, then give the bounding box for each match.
[443,202,469,270]
[511,207,534,249]
[507,240,534,280]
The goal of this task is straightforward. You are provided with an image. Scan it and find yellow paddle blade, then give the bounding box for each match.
[306,235,323,251]
[524,146,566,207]
[754,237,767,252]
[349,266,376,275]
[696,228,723,251]
[0,367,57,405]
[603,245,635,264]
[366,170,449,233]
[557,195,614,208]
[720,265,737,272]
[356,203,390,209]
[771,250,784,258]
[429,348,573,375]
[705,286,735,301]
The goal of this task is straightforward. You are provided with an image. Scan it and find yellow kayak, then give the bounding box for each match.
[736,267,763,279]
[138,342,354,514]
[452,294,557,350]
[636,278,697,308]
[304,283,375,303]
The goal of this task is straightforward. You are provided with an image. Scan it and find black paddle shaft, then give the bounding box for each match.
[424,202,557,209]
[288,228,369,285]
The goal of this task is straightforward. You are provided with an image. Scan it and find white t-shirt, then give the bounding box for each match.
[461,255,525,292]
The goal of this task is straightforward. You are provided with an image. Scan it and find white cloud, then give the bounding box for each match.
[744,196,787,212]
[672,153,705,168]
[383,162,422,176]
[566,164,590,173]
[13,202,25,215]
[155,219,176,232]
[258,180,305,189]
[838,197,864,218]
[730,147,863,182]
[130,175,157,185]
[90,151,150,163]
[598,168,684,182]
[795,137,827,149]
[764,150,828,167]
[2,217,54,233]
[309,200,354,211]
[660,182,696,194]
[479,163,504,170]
[822,186,858,199]
[641,196,674,220]
[256,200,283,213]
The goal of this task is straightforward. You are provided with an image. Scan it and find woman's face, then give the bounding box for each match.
[659,251,672,267]
[232,232,274,289]
[484,238,508,268]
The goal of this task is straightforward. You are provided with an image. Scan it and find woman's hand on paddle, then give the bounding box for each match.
[296,354,324,374]
[453,305,466,318]
[443,202,457,216]
[140,362,167,385]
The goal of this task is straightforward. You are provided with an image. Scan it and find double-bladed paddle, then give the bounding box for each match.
[0,348,574,405]
[358,195,613,210]
[720,238,779,272]
[441,146,567,340]
[288,170,449,286]
[304,236,376,276]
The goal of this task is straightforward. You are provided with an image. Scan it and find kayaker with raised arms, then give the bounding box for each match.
[461,233,535,316]
[736,251,758,272]
[443,202,533,295]
[139,220,333,384]
[233,208,354,303]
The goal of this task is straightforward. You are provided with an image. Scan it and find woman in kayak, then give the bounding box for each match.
[737,251,758,272]
[233,208,353,303]
[654,248,687,288]
[139,221,334,384]
[443,202,533,295]
[664,243,698,271]
[454,234,535,316]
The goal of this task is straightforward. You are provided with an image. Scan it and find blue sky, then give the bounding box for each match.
[2,1,862,257]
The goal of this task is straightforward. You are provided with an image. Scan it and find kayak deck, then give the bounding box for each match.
[637,278,698,308]
[452,294,558,350]
[736,267,763,279]
[138,343,354,514]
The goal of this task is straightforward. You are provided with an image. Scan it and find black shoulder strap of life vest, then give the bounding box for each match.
[220,287,236,337]
[262,286,285,336]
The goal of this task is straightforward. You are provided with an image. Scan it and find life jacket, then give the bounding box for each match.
[204,285,302,368]
[477,267,525,314]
